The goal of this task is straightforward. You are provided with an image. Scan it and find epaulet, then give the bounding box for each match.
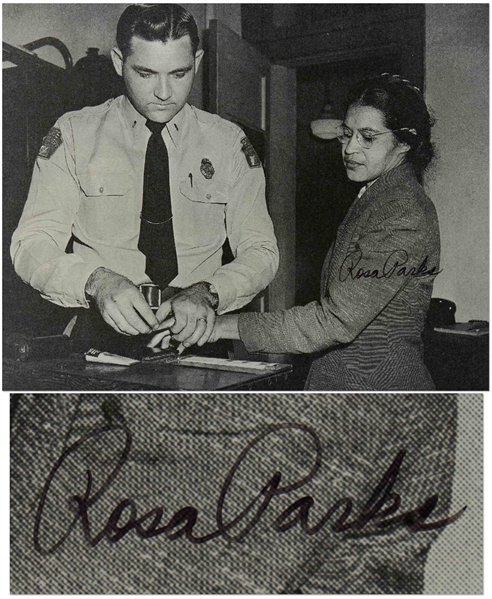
[60,98,115,123]
[188,104,261,168]
[188,104,242,136]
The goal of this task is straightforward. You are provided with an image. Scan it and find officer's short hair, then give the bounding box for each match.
[117,4,200,58]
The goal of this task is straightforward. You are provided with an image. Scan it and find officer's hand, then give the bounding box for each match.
[149,313,240,352]
[154,284,216,349]
[147,327,176,351]
[148,301,176,349]
[85,267,158,335]
[153,299,173,328]
[150,299,241,352]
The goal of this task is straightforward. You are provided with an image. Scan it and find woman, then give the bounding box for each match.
[175,74,440,391]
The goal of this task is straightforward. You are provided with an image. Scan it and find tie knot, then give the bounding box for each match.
[146,120,166,136]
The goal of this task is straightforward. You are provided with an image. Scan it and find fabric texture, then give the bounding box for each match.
[239,163,440,390]
[10,97,279,313]
[10,393,460,594]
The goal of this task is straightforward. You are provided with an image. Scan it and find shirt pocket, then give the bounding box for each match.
[79,171,134,197]
[177,176,230,247]
[179,176,230,204]
[77,171,137,243]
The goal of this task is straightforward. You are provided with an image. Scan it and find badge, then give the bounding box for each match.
[200,158,215,180]
[240,136,261,168]
[38,127,63,160]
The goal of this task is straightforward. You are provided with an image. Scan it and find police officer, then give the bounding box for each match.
[11,4,278,351]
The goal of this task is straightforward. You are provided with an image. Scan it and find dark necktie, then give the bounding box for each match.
[137,120,178,289]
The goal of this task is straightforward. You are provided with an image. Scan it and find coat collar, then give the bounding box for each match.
[358,162,418,202]
[346,162,419,224]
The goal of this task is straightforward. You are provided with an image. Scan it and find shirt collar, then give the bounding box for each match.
[120,95,187,149]
[356,178,377,200]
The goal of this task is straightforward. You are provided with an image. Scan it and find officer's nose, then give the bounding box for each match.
[154,76,172,101]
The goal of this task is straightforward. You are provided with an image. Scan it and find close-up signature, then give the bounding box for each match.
[33,423,466,555]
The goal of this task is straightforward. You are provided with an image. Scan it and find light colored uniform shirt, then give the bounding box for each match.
[11,96,279,314]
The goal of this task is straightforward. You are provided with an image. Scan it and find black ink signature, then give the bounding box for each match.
[339,249,442,282]
[33,423,466,554]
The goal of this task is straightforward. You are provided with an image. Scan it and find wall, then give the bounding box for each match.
[3,3,127,66]
[425,394,483,594]
[425,4,489,321]
[2,3,209,108]
[205,3,241,36]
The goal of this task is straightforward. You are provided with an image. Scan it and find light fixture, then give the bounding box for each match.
[310,118,342,139]
[310,101,342,139]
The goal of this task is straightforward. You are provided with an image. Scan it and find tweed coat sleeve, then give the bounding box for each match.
[238,185,440,354]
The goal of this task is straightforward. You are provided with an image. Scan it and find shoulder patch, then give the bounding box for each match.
[240,136,261,169]
[38,127,63,160]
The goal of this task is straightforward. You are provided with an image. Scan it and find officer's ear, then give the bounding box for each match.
[194,49,204,74]
[111,47,124,77]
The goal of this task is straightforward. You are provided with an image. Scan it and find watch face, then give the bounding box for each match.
[206,283,219,309]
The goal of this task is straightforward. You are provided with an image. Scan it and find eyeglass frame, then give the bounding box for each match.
[336,124,416,150]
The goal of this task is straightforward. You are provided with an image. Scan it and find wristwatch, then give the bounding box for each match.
[201,281,219,311]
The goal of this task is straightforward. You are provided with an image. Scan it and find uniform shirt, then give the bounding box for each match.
[11,96,279,313]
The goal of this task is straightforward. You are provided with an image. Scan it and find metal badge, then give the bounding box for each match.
[38,127,63,160]
[200,158,215,179]
[240,136,261,168]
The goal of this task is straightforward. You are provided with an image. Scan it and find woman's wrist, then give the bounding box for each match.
[216,314,240,340]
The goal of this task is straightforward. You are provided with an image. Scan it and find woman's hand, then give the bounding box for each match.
[208,314,240,343]
[147,313,240,353]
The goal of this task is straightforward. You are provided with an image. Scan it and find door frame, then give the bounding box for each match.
[205,10,425,313]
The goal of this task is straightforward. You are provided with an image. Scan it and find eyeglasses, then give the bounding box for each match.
[336,125,414,149]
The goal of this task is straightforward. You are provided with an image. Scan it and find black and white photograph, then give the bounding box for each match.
[2,3,488,392]
[10,392,483,594]
[2,2,489,596]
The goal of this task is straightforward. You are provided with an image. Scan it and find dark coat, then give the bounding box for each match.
[239,163,440,390]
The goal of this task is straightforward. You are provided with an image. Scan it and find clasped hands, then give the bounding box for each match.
[151,293,241,350]
[149,284,218,352]
[85,268,219,352]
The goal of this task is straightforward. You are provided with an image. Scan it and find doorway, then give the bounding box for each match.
[295,54,402,305]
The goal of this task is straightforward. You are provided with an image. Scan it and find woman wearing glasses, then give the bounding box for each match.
[165,74,440,391]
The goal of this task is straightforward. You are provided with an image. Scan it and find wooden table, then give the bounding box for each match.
[4,355,293,391]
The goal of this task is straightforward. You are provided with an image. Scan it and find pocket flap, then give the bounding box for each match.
[179,177,230,204]
[79,171,134,197]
